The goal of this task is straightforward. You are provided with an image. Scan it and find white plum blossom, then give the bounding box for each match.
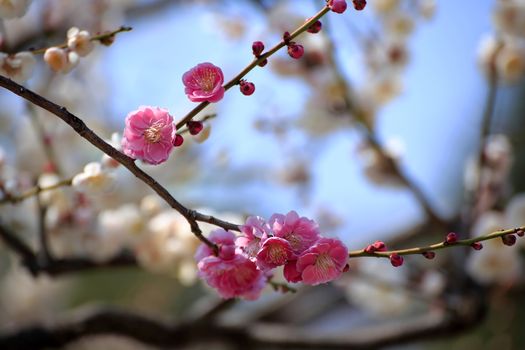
[344,258,410,317]
[505,192,525,231]
[72,162,115,194]
[67,27,94,57]
[0,51,35,83]
[43,47,80,74]
[466,211,522,285]
[0,0,32,19]
[136,211,200,284]
[89,204,145,261]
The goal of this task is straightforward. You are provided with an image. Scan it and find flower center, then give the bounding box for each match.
[268,245,286,263]
[144,121,163,143]
[198,68,216,92]
[315,253,334,273]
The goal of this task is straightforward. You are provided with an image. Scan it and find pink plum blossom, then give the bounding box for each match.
[182,62,225,103]
[296,238,348,285]
[283,260,302,283]
[269,211,320,255]
[121,106,175,165]
[236,216,272,260]
[195,229,236,261]
[198,254,266,300]
[256,237,294,270]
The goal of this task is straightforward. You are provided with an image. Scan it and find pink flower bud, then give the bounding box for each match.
[471,242,483,250]
[252,41,265,56]
[372,240,386,251]
[240,80,255,96]
[307,20,322,34]
[389,253,404,267]
[329,0,347,14]
[445,232,457,244]
[516,229,524,237]
[352,0,367,11]
[502,234,517,246]
[422,251,435,259]
[364,244,375,254]
[283,31,291,44]
[187,121,204,135]
[288,44,304,59]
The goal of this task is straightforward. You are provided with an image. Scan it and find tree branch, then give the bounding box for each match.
[0,293,485,350]
[0,75,239,252]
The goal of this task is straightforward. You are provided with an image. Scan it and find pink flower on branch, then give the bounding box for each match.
[121,106,175,165]
[296,238,348,285]
[256,237,294,270]
[182,62,225,103]
[195,229,236,261]
[198,254,266,300]
[236,216,272,260]
[270,211,320,255]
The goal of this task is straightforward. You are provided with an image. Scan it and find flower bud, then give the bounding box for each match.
[240,80,255,96]
[288,44,304,59]
[389,253,404,267]
[252,41,264,56]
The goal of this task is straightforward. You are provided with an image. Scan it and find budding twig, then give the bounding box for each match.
[349,226,525,258]
[29,26,133,55]
[175,5,331,129]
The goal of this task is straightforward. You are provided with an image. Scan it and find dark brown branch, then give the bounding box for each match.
[0,292,485,350]
[0,220,137,276]
[0,220,37,271]
[0,75,239,252]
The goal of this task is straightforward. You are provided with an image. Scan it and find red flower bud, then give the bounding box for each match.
[252,41,264,56]
[352,0,367,11]
[445,232,458,244]
[288,44,304,59]
[187,121,204,135]
[389,253,404,267]
[471,242,483,250]
[240,80,256,96]
[502,234,517,246]
[307,20,322,34]
[422,251,435,259]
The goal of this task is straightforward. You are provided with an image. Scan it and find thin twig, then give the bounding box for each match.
[174,5,331,130]
[28,26,132,55]
[323,21,448,230]
[349,226,524,258]
[26,102,63,175]
[0,178,72,206]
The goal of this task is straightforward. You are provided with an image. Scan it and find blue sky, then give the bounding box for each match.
[104,0,495,245]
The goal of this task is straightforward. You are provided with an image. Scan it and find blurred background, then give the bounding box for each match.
[1,0,525,349]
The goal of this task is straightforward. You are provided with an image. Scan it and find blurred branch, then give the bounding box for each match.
[323,26,449,231]
[35,191,52,262]
[462,41,502,232]
[0,75,239,253]
[26,103,63,175]
[0,220,136,276]
[0,293,485,350]
[0,177,72,206]
[28,26,132,55]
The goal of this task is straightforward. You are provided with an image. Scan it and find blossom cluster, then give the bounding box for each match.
[478,0,525,83]
[195,211,348,300]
